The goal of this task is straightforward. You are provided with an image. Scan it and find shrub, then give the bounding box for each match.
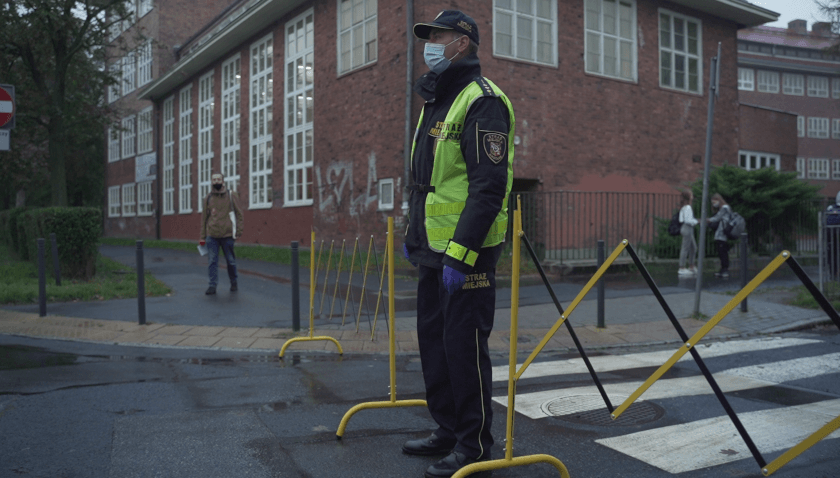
[18,207,102,280]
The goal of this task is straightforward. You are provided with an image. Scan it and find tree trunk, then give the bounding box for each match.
[48,103,68,207]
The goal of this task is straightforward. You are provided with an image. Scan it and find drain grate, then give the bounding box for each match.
[542,394,664,426]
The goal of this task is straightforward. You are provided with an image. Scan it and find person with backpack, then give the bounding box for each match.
[707,193,732,278]
[678,191,699,276]
[199,173,244,295]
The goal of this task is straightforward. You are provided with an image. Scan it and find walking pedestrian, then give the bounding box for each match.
[402,9,514,478]
[200,173,244,295]
[707,193,731,278]
[678,190,698,276]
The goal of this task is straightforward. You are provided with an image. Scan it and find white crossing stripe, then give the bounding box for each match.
[596,399,840,473]
[0,101,12,114]
[492,337,820,382]
[493,372,775,419]
[723,352,840,383]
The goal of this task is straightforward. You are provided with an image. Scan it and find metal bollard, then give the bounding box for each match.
[597,239,605,328]
[136,240,146,325]
[49,233,61,286]
[37,238,46,317]
[291,241,300,332]
[740,233,748,312]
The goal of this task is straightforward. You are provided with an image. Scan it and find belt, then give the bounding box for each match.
[407,184,436,193]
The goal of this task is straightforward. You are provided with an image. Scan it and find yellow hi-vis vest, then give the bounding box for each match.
[412,77,515,256]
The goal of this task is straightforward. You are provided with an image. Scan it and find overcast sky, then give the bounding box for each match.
[748,0,831,28]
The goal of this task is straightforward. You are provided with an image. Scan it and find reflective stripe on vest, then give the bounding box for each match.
[413,78,515,253]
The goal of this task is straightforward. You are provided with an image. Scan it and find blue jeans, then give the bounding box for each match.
[207,236,237,287]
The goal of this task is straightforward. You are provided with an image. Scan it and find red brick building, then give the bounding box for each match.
[738,20,840,199]
[104,0,778,247]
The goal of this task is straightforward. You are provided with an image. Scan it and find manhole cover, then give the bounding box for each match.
[541,394,664,426]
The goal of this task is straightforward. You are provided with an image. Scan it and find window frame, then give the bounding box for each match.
[738,150,780,171]
[737,67,754,91]
[108,186,121,217]
[833,159,840,181]
[284,12,315,207]
[808,158,830,180]
[108,126,121,162]
[377,178,394,211]
[250,33,275,209]
[137,106,153,154]
[584,0,637,82]
[221,54,242,193]
[833,119,840,140]
[179,85,193,214]
[833,78,840,99]
[337,0,378,75]
[121,115,136,159]
[122,183,136,217]
[807,75,829,98]
[138,0,153,18]
[782,73,804,96]
[807,117,829,139]
[493,0,559,67]
[798,116,805,138]
[137,181,154,216]
[797,157,806,179]
[138,40,153,87]
[108,59,121,103]
[658,9,702,94]
[122,51,136,95]
[162,96,175,215]
[756,69,779,93]
[197,71,214,212]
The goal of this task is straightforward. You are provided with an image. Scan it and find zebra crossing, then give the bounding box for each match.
[491,337,840,474]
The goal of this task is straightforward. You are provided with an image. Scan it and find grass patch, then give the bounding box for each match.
[790,281,840,310]
[0,242,171,305]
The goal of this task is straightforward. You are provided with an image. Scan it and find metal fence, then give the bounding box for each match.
[515,191,828,265]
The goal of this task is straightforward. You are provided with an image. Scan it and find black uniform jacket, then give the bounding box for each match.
[405,53,512,273]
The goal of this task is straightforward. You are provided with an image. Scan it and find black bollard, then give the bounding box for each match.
[597,239,605,328]
[291,241,300,332]
[740,233,748,312]
[37,238,46,317]
[49,233,61,286]
[136,240,146,325]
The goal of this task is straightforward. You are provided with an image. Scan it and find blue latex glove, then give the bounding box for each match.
[442,265,466,295]
[404,244,417,267]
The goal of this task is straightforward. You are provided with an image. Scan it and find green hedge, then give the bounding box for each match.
[0,207,101,280]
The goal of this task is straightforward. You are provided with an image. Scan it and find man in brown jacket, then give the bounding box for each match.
[200,173,244,295]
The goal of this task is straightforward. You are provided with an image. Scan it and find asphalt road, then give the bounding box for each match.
[1,327,838,478]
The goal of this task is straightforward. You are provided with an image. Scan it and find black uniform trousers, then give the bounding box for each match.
[416,260,496,460]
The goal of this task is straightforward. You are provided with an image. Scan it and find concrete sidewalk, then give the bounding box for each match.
[0,245,833,356]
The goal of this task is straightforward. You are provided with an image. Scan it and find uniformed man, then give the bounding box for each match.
[402,10,514,478]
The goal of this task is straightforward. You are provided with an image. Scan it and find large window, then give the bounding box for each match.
[807,76,829,97]
[138,0,153,17]
[584,0,636,81]
[782,73,804,95]
[108,126,120,162]
[137,107,153,154]
[833,159,840,181]
[737,68,753,91]
[179,85,193,213]
[756,70,779,93]
[122,183,136,216]
[833,119,840,140]
[494,0,558,66]
[250,34,274,208]
[198,71,214,211]
[162,96,175,215]
[138,40,153,87]
[138,181,153,216]
[739,150,779,171]
[121,115,136,159]
[122,51,136,94]
[797,158,806,179]
[338,0,377,74]
[808,158,829,179]
[285,12,314,206]
[833,78,840,99]
[659,10,701,94]
[808,117,829,139]
[222,55,241,192]
[798,116,805,138]
[108,186,121,217]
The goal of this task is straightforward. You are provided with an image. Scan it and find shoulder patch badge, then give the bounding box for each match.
[482,131,507,164]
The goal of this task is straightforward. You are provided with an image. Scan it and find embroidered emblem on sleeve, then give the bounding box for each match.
[482,131,507,164]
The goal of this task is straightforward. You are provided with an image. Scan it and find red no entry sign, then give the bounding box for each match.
[0,86,15,128]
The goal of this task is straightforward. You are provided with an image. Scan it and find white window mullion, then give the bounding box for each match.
[658,9,702,94]
[121,115,136,159]
[198,71,214,212]
[222,54,241,193]
[108,186,121,217]
[285,12,314,207]
[337,0,378,74]
[783,73,804,95]
[137,106,153,154]
[123,51,136,95]
[808,158,829,179]
[250,34,274,209]
[162,96,175,215]
[108,126,121,162]
[122,183,136,216]
[584,0,635,80]
[138,181,153,216]
[738,150,780,171]
[738,67,754,91]
[179,85,193,213]
[494,0,558,67]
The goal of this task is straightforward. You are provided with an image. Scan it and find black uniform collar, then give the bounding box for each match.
[414,53,482,103]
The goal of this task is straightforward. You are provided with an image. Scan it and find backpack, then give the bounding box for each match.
[723,211,746,239]
[668,210,682,236]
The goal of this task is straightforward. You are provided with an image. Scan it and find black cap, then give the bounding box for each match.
[414,10,479,45]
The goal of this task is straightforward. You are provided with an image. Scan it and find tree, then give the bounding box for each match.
[815,1,840,52]
[692,165,823,253]
[0,0,130,207]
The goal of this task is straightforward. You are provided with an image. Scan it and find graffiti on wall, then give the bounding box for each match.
[315,151,379,218]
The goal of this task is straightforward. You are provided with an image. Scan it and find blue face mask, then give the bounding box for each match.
[424,36,464,74]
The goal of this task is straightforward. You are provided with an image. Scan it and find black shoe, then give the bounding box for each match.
[402,433,457,456]
[230,283,238,292]
[425,451,490,478]
[205,286,216,295]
